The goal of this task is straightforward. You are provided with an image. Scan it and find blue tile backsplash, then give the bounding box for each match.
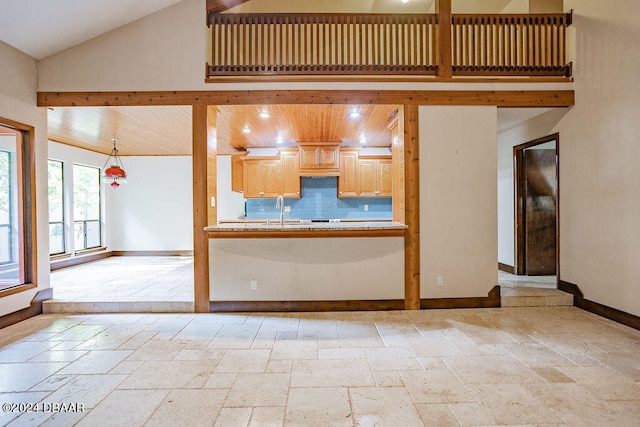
[246,177,392,220]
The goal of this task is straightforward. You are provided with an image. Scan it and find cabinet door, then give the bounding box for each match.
[358,159,378,197]
[261,160,282,198]
[281,151,301,198]
[338,150,359,197]
[318,146,339,169]
[231,155,244,192]
[242,160,263,198]
[377,159,393,197]
[299,146,319,169]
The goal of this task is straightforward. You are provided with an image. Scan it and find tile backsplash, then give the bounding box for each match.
[246,177,392,220]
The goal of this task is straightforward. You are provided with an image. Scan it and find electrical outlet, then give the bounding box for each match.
[210,196,216,207]
[250,279,258,291]
[437,276,444,287]
[364,204,369,212]
[284,206,291,213]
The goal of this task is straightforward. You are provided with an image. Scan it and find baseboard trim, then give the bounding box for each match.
[50,251,112,271]
[498,263,515,274]
[210,299,405,312]
[559,280,640,331]
[421,286,501,309]
[0,288,53,330]
[111,250,194,256]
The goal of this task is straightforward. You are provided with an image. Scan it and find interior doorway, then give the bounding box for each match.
[514,133,559,278]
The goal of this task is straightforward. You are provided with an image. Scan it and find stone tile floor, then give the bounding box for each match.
[1,307,639,426]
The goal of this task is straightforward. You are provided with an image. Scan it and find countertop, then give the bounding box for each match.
[205,220,407,238]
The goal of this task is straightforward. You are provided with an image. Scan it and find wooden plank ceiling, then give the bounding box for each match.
[47,104,399,156]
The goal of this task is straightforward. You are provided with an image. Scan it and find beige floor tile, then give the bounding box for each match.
[372,371,404,387]
[0,341,58,363]
[44,374,127,408]
[204,373,237,389]
[318,348,365,359]
[224,373,290,407]
[443,354,546,384]
[249,407,285,426]
[415,403,459,427]
[58,350,132,375]
[0,362,68,392]
[270,339,317,360]
[285,388,352,427]
[467,383,563,425]
[365,347,422,371]
[290,359,375,388]
[557,365,640,400]
[118,360,217,389]
[76,389,168,427]
[145,389,227,426]
[214,407,253,427]
[501,342,576,368]
[400,369,475,404]
[27,349,88,363]
[448,402,495,426]
[405,336,461,357]
[0,392,52,426]
[266,359,294,373]
[350,387,423,426]
[215,349,270,373]
[209,324,261,349]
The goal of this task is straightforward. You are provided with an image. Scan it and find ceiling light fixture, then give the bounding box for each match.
[259,110,271,118]
[401,0,410,3]
[102,137,127,189]
[276,135,284,145]
[359,135,368,144]
[242,125,251,133]
[349,109,362,119]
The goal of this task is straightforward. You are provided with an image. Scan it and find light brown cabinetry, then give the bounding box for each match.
[339,153,392,198]
[338,149,359,197]
[280,149,301,198]
[299,144,340,174]
[242,158,282,198]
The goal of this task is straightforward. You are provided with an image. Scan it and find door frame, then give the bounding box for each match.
[513,132,560,282]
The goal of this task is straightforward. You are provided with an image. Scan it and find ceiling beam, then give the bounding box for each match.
[38,90,575,108]
[206,0,251,13]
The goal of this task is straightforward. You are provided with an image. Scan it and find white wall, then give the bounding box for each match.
[216,156,245,221]
[108,156,193,251]
[420,106,498,298]
[0,41,49,317]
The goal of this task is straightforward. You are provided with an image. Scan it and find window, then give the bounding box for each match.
[48,160,65,255]
[73,164,101,251]
[0,121,35,293]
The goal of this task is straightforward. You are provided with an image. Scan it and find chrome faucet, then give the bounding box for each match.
[275,195,285,225]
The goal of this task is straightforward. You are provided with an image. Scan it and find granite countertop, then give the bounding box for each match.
[205,220,407,232]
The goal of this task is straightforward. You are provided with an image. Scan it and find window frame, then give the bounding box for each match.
[47,159,65,256]
[0,117,37,298]
[72,163,102,253]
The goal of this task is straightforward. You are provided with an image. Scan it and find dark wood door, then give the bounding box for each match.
[524,149,557,275]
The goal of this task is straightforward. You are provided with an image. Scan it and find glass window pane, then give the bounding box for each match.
[85,221,101,249]
[73,165,100,221]
[74,222,85,251]
[0,128,21,288]
[48,160,64,222]
[49,223,65,255]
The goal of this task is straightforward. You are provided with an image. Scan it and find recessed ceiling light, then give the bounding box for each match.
[242,125,251,134]
[401,0,410,3]
[276,135,284,145]
[259,110,271,118]
[359,135,367,144]
[349,108,362,119]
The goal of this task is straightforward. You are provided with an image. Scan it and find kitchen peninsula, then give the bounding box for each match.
[205,221,406,310]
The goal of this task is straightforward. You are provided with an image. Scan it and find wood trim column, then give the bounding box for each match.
[436,0,453,79]
[193,105,210,312]
[207,106,217,226]
[404,104,420,310]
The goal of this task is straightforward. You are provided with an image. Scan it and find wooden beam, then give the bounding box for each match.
[192,105,210,313]
[206,0,250,14]
[38,90,575,108]
[404,104,420,310]
[436,0,453,78]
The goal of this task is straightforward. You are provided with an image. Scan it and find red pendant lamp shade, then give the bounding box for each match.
[102,138,127,188]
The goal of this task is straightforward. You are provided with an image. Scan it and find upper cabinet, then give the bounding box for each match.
[339,149,392,198]
[299,144,340,175]
[338,149,359,197]
[280,149,301,198]
[242,157,282,198]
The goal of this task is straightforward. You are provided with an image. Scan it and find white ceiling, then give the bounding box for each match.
[0,0,183,59]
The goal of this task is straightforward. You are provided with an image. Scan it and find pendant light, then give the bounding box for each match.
[102,137,127,188]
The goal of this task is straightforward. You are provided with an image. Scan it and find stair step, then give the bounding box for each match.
[42,300,193,314]
[500,287,573,307]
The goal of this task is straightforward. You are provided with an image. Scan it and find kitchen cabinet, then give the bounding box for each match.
[231,154,246,192]
[358,157,392,197]
[280,149,301,198]
[338,149,359,197]
[242,157,282,198]
[299,144,340,174]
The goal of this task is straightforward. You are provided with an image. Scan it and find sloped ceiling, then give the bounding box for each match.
[0,0,183,59]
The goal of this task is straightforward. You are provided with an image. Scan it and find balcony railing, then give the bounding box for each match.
[207,12,572,79]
